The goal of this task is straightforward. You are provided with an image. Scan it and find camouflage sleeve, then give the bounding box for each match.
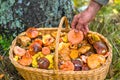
[93,0,109,5]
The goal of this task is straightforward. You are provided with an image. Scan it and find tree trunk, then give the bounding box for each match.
[13,0,74,28]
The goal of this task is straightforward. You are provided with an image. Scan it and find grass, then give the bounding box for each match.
[89,6,120,79]
[90,22,120,79]
[87,5,120,78]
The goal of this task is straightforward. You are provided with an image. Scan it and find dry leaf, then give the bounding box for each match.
[0,74,4,79]
[0,55,3,61]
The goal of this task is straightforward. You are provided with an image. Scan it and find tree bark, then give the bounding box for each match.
[13,0,74,28]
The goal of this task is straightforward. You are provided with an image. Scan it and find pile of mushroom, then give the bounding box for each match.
[13,28,109,71]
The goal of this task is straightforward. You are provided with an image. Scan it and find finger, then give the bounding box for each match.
[76,24,86,35]
[74,23,83,32]
[84,24,89,33]
[82,24,89,35]
[71,15,79,29]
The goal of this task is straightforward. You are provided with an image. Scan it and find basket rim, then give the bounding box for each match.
[9,28,112,75]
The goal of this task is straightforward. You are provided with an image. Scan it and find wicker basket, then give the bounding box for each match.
[9,16,112,80]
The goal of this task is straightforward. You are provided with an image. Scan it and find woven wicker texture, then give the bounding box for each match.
[9,16,112,80]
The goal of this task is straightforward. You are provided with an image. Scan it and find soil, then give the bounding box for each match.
[0,56,24,80]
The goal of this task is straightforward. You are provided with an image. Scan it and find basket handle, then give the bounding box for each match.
[54,16,70,70]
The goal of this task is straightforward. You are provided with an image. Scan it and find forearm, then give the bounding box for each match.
[82,0,102,21]
[87,0,102,17]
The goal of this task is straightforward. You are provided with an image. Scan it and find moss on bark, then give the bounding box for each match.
[13,0,74,28]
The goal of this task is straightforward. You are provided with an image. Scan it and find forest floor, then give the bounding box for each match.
[0,56,24,80]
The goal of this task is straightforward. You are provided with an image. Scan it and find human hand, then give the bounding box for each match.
[71,11,91,35]
[71,0,102,35]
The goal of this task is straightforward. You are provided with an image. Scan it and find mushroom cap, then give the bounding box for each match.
[45,54,54,69]
[68,29,84,44]
[37,57,50,69]
[17,35,31,46]
[87,54,106,69]
[14,46,26,56]
[93,41,107,54]
[87,33,101,44]
[78,45,91,54]
[18,51,32,66]
[34,38,43,46]
[60,61,74,71]
[69,49,79,59]
[42,34,55,46]
[29,41,42,55]
[26,27,39,38]
[42,47,51,55]
[72,60,82,71]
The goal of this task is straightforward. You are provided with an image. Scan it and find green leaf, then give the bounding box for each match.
[0,35,2,40]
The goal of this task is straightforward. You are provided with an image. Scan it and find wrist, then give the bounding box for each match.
[87,0,102,15]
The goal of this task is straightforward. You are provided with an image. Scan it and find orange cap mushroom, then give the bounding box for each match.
[87,54,106,69]
[60,61,74,71]
[42,47,51,55]
[26,27,39,38]
[68,29,84,44]
[14,46,26,56]
[18,50,32,66]
[34,38,43,46]
[29,40,42,56]
[69,49,79,59]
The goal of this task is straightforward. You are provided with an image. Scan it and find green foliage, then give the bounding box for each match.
[0,34,13,56]
[89,3,120,80]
